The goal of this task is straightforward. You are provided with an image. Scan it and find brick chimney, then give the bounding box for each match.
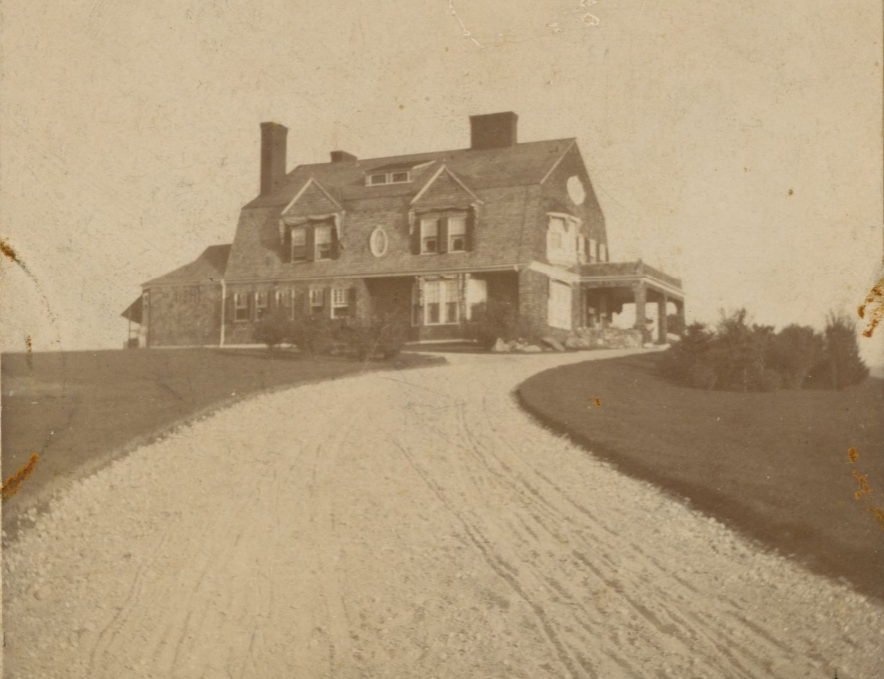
[469,112,518,150]
[330,150,357,163]
[260,121,288,196]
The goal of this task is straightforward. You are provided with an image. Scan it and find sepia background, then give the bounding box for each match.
[1,0,882,364]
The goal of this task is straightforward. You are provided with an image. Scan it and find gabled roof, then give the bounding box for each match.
[143,244,231,287]
[246,138,575,209]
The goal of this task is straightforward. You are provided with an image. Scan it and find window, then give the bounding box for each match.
[291,228,307,261]
[234,292,250,322]
[310,288,324,313]
[417,278,459,325]
[599,243,608,262]
[421,217,438,254]
[465,277,487,320]
[315,225,332,260]
[255,291,269,320]
[448,215,467,252]
[548,280,572,330]
[369,228,389,257]
[588,238,597,263]
[366,170,411,186]
[547,217,566,251]
[331,287,351,319]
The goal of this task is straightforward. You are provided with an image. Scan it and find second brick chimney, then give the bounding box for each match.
[469,112,518,150]
[260,121,288,196]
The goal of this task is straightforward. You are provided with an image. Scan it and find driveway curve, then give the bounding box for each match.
[4,349,882,678]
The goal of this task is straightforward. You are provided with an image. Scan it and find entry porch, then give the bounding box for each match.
[580,261,685,344]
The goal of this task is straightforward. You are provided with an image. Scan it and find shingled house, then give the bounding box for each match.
[123,112,684,348]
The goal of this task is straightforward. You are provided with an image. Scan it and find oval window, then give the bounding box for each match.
[369,228,389,257]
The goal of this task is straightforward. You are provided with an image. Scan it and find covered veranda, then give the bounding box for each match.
[580,261,685,344]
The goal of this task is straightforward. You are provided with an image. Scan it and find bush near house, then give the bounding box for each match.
[465,299,544,349]
[664,308,869,392]
[255,311,407,360]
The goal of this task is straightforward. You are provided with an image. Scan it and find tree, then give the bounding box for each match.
[769,324,824,389]
[815,311,869,390]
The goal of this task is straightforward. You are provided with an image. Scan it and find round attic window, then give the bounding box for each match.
[369,228,389,257]
[567,176,586,206]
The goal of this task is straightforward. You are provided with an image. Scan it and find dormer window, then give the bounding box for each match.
[366,170,411,186]
[448,215,467,252]
[420,217,439,253]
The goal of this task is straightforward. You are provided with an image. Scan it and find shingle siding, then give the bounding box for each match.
[147,284,222,346]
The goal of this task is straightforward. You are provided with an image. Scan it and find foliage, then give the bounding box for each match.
[289,314,337,358]
[663,308,868,392]
[811,311,869,390]
[337,313,408,361]
[254,310,294,350]
[768,324,824,389]
[465,299,543,349]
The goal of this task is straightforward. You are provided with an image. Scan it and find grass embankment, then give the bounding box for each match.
[518,352,884,601]
[1,348,442,523]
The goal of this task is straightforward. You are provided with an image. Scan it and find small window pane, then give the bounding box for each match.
[391,172,409,183]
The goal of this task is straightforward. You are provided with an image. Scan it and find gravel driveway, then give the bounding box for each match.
[4,349,882,678]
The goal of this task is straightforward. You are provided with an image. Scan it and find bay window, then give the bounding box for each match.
[413,278,460,325]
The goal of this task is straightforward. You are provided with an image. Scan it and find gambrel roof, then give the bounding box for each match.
[224,137,601,283]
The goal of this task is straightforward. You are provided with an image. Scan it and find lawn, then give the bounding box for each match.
[1,348,442,526]
[518,351,884,602]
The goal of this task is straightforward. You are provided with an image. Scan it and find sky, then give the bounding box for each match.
[1,0,882,363]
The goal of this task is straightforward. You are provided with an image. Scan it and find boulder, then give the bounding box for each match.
[541,336,565,352]
[564,336,586,350]
[519,344,542,353]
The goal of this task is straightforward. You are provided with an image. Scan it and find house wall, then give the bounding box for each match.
[533,145,609,270]
[517,268,582,340]
[224,278,371,345]
[147,284,223,347]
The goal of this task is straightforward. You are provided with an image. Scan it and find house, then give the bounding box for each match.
[122,112,684,347]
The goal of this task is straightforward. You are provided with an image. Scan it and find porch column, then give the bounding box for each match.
[657,294,669,344]
[633,282,648,343]
[674,298,686,336]
[599,292,608,329]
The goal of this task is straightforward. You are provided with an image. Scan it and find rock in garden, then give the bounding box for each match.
[491,338,509,353]
[541,337,565,352]
[519,345,542,353]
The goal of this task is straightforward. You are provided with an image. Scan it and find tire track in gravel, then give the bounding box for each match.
[5,350,883,679]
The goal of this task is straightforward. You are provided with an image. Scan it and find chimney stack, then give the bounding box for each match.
[330,150,357,163]
[469,112,518,150]
[260,121,288,196]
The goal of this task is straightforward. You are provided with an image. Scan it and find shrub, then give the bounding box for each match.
[662,322,714,385]
[768,324,824,389]
[466,299,542,348]
[290,315,336,358]
[254,310,294,350]
[338,314,408,361]
[812,311,869,390]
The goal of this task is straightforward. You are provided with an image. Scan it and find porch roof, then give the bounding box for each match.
[580,261,684,299]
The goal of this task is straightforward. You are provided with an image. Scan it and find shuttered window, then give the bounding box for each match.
[448,215,467,252]
[315,225,333,260]
[420,218,438,254]
[255,291,269,320]
[291,228,307,261]
[234,292,250,322]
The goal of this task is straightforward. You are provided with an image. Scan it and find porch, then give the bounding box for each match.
[580,261,685,344]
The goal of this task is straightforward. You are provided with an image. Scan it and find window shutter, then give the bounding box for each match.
[465,208,476,251]
[246,291,253,320]
[438,217,449,254]
[330,224,341,260]
[306,226,316,262]
[302,290,311,317]
[283,226,292,263]
[349,286,358,315]
[411,219,421,255]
